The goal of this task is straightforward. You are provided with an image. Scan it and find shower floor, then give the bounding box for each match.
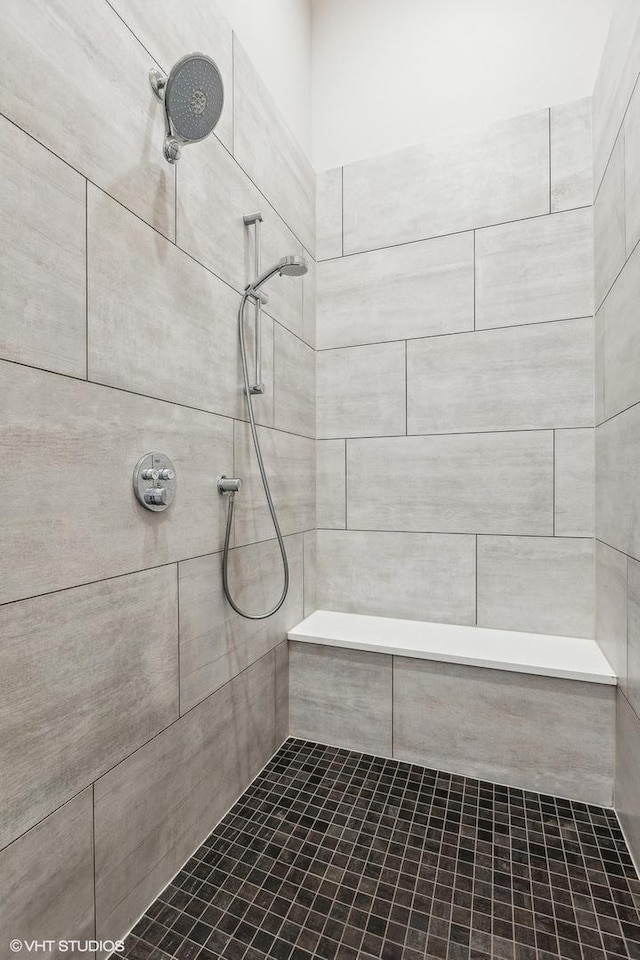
[117,738,640,960]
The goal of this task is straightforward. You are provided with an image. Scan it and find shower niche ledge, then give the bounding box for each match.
[287,611,617,806]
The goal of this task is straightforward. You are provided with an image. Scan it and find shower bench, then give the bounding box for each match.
[286,610,617,806]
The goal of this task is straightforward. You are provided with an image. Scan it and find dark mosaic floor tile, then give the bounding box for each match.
[113,738,640,960]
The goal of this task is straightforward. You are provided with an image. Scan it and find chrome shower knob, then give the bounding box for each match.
[163,137,182,164]
[133,453,178,512]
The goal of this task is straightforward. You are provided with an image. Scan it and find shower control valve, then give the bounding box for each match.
[133,452,178,512]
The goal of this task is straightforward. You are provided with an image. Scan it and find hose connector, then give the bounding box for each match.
[217,475,242,495]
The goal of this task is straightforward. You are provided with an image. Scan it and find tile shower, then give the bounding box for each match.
[0,3,640,960]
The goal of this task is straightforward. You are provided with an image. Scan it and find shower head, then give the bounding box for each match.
[279,255,308,277]
[150,53,224,163]
[247,255,308,294]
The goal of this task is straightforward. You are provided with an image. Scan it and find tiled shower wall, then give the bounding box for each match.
[592,0,640,869]
[315,100,595,638]
[0,0,315,947]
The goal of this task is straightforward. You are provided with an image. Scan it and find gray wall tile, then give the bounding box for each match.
[275,641,289,745]
[233,39,315,253]
[0,790,94,950]
[342,110,549,254]
[178,535,303,713]
[596,402,640,559]
[317,440,346,529]
[316,530,476,624]
[476,209,594,329]
[289,642,392,756]
[107,0,233,151]
[316,167,343,261]
[627,557,640,718]
[594,133,626,309]
[274,324,315,438]
[407,319,594,435]
[592,0,640,191]
[625,75,640,254]
[95,652,276,943]
[0,360,233,605]
[550,98,593,213]
[88,186,241,420]
[615,691,640,868]
[477,536,594,637]
[0,0,174,237]
[233,422,315,545]
[554,428,595,538]
[317,232,474,349]
[303,530,317,617]
[595,306,605,425]
[347,433,553,536]
[0,567,178,849]
[596,541,629,680]
[394,658,614,805]
[0,116,86,377]
[600,239,640,421]
[317,342,406,439]
[302,254,317,348]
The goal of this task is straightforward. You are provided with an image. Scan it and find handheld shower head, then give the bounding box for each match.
[247,255,308,294]
[150,53,224,163]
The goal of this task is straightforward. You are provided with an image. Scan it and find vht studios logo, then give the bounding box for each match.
[9,941,125,954]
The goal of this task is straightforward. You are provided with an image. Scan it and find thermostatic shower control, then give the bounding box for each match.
[133,452,177,512]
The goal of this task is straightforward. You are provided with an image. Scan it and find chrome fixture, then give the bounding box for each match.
[149,53,224,163]
[217,476,242,495]
[133,452,177,512]
[218,246,308,620]
[243,212,266,395]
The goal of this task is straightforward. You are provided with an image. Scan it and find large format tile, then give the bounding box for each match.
[95,652,276,943]
[0,567,178,849]
[625,76,640,254]
[593,0,640,191]
[274,324,315,438]
[0,790,94,952]
[0,360,233,604]
[106,0,233,151]
[233,39,315,253]
[303,530,317,618]
[615,691,640,868]
[477,536,594,637]
[596,541,629,682]
[594,133,626,308]
[289,642,392,756]
[394,658,614,805]
[628,558,640,718]
[88,186,240,419]
[275,640,289,744]
[554,428,595,538]
[600,238,640,420]
[347,433,553,535]
[316,530,476,624]
[407,318,593,435]
[316,232,474,349]
[0,116,85,377]
[177,133,305,340]
[550,98,593,213]
[317,440,346,529]
[0,0,174,236]
[233,422,315,545]
[342,110,549,254]
[178,535,303,713]
[317,342,406,439]
[476,209,593,328]
[302,253,316,348]
[596,403,640,559]
[316,167,342,261]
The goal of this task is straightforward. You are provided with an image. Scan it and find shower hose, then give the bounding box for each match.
[220,289,290,620]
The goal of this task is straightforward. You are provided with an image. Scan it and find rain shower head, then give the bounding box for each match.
[150,53,224,163]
